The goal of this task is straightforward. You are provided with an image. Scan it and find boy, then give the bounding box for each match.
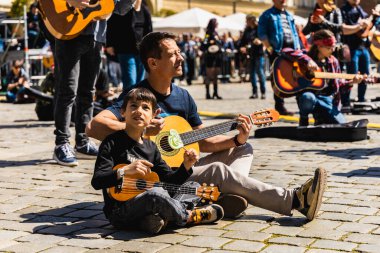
[91,87,224,234]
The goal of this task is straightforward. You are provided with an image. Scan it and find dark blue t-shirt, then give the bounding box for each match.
[107,79,203,127]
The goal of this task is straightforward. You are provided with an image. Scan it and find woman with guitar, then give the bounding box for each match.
[281,30,364,126]
[92,87,224,234]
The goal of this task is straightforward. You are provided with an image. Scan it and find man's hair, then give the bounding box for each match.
[121,87,158,113]
[308,29,335,59]
[138,32,177,73]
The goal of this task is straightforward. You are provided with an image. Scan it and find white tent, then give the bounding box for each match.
[293,15,307,26]
[153,8,243,37]
[224,13,246,31]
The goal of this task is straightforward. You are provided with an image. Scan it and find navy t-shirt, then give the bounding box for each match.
[107,79,203,127]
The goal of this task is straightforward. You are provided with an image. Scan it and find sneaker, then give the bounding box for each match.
[53,143,78,167]
[215,194,248,219]
[139,214,167,234]
[261,94,266,99]
[276,107,295,116]
[191,204,224,224]
[249,93,258,99]
[75,141,98,157]
[295,167,327,221]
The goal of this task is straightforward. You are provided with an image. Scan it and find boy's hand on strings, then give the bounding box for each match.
[307,60,319,72]
[352,72,365,84]
[183,148,199,170]
[123,160,153,177]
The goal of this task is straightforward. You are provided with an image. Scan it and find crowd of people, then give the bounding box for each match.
[2,0,380,236]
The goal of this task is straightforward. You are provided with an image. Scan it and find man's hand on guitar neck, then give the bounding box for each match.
[145,108,165,136]
[67,0,90,10]
[235,114,253,146]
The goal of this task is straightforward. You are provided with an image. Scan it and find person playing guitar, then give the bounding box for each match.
[92,87,224,234]
[280,30,365,126]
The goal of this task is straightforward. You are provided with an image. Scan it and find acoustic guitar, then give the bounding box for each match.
[108,164,221,202]
[371,36,380,61]
[150,109,279,168]
[38,0,115,40]
[272,57,380,98]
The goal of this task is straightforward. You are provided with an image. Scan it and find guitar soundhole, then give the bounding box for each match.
[136,179,147,190]
[160,136,174,152]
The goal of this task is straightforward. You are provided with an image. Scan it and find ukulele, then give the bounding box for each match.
[108,164,221,202]
[38,0,115,40]
[150,109,279,168]
[272,57,380,97]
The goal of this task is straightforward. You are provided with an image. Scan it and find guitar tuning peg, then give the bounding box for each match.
[210,183,214,187]
[201,199,205,203]
[203,183,207,186]
[209,201,213,204]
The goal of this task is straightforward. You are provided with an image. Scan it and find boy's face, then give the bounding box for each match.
[123,99,154,129]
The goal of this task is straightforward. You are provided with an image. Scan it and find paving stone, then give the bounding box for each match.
[40,246,89,253]
[318,212,363,222]
[359,216,380,225]
[372,227,380,234]
[297,228,347,240]
[320,204,349,213]
[38,207,77,216]
[345,207,379,215]
[109,241,169,253]
[311,239,357,252]
[262,225,304,236]
[38,224,86,235]
[0,219,50,232]
[221,230,271,242]
[158,245,207,253]
[303,220,342,230]
[16,233,68,244]
[325,198,358,205]
[344,233,380,244]
[0,240,19,250]
[306,250,343,253]
[58,238,121,249]
[222,240,265,252]
[261,244,306,253]
[336,222,378,233]
[223,221,269,232]
[0,230,30,240]
[181,235,231,248]
[72,219,110,228]
[268,236,315,247]
[143,233,190,244]
[0,241,54,253]
[72,228,114,238]
[356,244,380,253]
[179,227,225,237]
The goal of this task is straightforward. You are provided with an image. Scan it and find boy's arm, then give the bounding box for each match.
[91,138,119,190]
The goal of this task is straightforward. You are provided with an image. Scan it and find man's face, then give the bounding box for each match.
[273,0,286,9]
[348,0,360,6]
[155,39,184,78]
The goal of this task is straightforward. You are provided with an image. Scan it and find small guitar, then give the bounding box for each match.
[150,109,279,168]
[108,164,221,202]
[371,35,380,61]
[38,0,115,40]
[272,57,380,98]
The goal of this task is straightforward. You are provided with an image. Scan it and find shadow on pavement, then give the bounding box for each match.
[332,167,380,178]
[280,148,380,160]
[18,202,163,240]
[0,159,52,168]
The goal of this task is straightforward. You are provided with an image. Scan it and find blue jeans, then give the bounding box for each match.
[250,56,266,95]
[108,182,201,229]
[342,47,370,104]
[298,92,346,124]
[118,53,145,91]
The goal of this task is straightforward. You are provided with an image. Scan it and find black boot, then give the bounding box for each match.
[213,84,222,100]
[205,84,211,99]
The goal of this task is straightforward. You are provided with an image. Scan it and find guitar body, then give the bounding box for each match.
[108,164,160,202]
[38,0,115,40]
[371,36,380,61]
[150,116,200,168]
[272,57,324,98]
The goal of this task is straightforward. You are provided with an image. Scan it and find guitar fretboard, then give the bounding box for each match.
[180,120,238,145]
[157,182,197,195]
[314,72,380,80]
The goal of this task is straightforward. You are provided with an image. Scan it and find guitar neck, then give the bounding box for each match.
[180,120,238,145]
[158,182,197,195]
[314,72,380,80]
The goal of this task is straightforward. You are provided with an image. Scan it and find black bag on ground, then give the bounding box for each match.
[254,119,369,142]
[34,72,55,121]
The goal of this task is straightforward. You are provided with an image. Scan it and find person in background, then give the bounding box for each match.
[5,59,31,103]
[373,5,380,73]
[201,18,223,99]
[258,0,303,115]
[240,15,266,99]
[106,0,152,92]
[341,0,370,107]
[27,2,46,49]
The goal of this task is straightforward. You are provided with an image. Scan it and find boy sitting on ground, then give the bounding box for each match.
[91,87,224,234]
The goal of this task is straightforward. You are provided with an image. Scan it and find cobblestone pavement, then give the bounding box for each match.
[0,81,380,253]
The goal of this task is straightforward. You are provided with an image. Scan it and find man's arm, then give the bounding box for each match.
[86,109,126,141]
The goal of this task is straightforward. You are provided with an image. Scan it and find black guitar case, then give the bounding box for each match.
[254,119,369,142]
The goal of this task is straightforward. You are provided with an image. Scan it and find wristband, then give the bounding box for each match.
[233,135,245,147]
[117,168,125,180]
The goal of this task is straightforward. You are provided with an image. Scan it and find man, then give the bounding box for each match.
[341,0,370,107]
[86,32,327,221]
[106,0,152,91]
[53,0,134,167]
[258,0,303,115]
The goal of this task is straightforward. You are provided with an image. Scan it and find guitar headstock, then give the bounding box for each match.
[196,183,220,203]
[249,109,280,127]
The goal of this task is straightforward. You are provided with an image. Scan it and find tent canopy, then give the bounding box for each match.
[153,8,243,37]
